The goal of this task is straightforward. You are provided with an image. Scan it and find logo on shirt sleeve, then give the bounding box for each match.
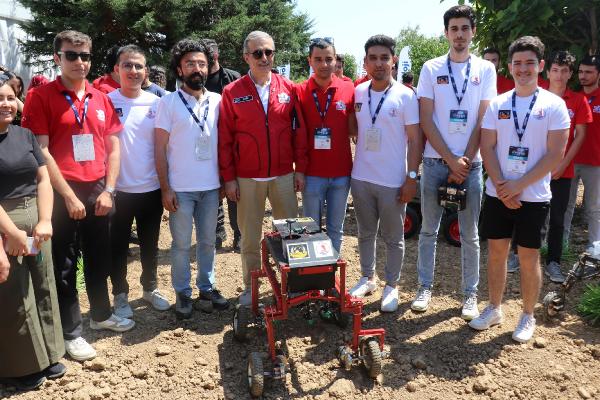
[146,109,156,119]
[233,95,253,104]
[568,108,575,119]
[498,110,511,120]
[471,76,480,85]
[96,110,106,122]
[437,75,449,84]
[354,103,362,112]
[278,93,290,104]
[336,101,346,111]
[115,108,123,117]
[533,107,546,120]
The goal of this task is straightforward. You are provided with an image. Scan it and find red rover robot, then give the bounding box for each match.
[232,217,387,397]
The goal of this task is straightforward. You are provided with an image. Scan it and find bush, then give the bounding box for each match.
[577,284,600,326]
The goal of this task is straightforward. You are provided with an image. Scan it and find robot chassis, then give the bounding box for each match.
[232,218,387,397]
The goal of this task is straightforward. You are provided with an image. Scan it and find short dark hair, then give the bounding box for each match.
[200,39,219,59]
[0,71,17,96]
[548,51,576,72]
[309,38,335,57]
[104,45,121,73]
[149,65,167,87]
[482,48,500,58]
[580,54,600,73]
[169,38,214,79]
[53,30,92,54]
[116,44,146,64]
[508,36,544,62]
[402,71,414,84]
[336,54,344,63]
[364,35,395,56]
[443,5,476,30]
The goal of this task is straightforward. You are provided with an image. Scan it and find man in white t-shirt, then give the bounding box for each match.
[414,4,497,320]
[155,38,228,319]
[108,45,170,319]
[470,36,570,343]
[348,35,421,312]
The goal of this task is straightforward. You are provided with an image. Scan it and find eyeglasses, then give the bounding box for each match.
[121,62,145,71]
[184,60,208,69]
[57,51,92,62]
[310,37,334,46]
[247,49,275,60]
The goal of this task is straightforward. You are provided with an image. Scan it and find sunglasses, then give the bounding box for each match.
[310,37,334,46]
[247,49,275,60]
[57,51,92,62]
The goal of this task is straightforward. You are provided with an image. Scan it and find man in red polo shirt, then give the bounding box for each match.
[564,54,600,250]
[92,45,120,94]
[296,38,354,253]
[545,51,592,283]
[483,47,515,94]
[22,30,134,362]
[334,54,353,82]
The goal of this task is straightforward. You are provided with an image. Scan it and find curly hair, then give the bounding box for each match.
[169,38,214,79]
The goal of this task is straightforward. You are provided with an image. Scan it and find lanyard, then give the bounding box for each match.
[368,82,393,126]
[178,90,209,133]
[312,89,333,125]
[447,55,471,107]
[511,88,539,143]
[63,93,89,129]
[589,96,596,105]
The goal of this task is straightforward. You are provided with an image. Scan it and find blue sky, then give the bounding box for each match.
[295,0,459,66]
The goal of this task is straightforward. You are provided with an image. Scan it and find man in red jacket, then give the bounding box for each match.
[218,31,308,306]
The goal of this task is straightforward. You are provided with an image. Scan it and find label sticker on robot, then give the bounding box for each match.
[287,243,310,260]
[313,240,333,258]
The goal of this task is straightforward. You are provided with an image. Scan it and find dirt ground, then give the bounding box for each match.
[2,194,600,400]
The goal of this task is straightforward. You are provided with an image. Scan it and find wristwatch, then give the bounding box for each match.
[104,186,116,197]
[408,171,418,180]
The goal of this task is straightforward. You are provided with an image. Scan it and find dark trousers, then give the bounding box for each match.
[52,180,113,340]
[215,198,241,240]
[110,189,163,294]
[547,178,572,263]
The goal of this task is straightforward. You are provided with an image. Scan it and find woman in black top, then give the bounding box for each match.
[0,73,66,391]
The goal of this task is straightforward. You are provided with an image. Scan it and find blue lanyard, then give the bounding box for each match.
[511,88,539,143]
[447,55,471,107]
[368,82,393,126]
[588,96,596,105]
[312,89,333,125]
[63,93,89,129]
[178,90,209,133]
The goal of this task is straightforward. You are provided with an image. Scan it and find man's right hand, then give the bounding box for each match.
[65,195,86,220]
[225,180,240,202]
[447,156,470,181]
[0,244,9,283]
[5,228,29,256]
[162,188,179,212]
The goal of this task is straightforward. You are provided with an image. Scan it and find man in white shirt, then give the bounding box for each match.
[155,39,228,319]
[471,36,570,343]
[348,35,421,312]
[414,4,497,320]
[108,45,171,320]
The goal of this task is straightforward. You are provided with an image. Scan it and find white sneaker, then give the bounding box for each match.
[65,337,96,361]
[349,276,377,298]
[512,313,536,343]
[238,289,252,306]
[380,285,398,312]
[143,289,171,311]
[411,287,432,311]
[90,313,135,332]
[461,294,480,321]
[113,293,133,319]
[469,304,503,330]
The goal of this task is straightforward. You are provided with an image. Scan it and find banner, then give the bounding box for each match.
[398,46,412,74]
[276,63,291,79]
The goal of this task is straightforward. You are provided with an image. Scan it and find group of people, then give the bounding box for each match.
[1,3,599,392]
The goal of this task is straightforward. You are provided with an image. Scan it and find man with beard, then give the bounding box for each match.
[295,38,354,254]
[155,38,228,319]
[414,5,496,320]
[219,31,307,306]
[564,55,600,251]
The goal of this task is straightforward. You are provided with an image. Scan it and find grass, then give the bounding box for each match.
[76,256,85,291]
[540,241,579,266]
[577,284,600,326]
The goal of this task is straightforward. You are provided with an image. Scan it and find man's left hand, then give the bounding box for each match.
[397,178,417,203]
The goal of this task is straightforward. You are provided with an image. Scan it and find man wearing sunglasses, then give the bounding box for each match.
[295,37,354,254]
[219,30,308,306]
[22,30,133,362]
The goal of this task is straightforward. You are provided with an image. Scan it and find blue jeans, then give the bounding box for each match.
[302,176,351,253]
[169,189,219,297]
[417,158,482,296]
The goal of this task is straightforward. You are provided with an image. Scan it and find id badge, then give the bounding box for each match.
[314,127,331,150]
[365,127,382,152]
[507,146,529,174]
[195,136,211,161]
[449,109,468,134]
[72,134,95,162]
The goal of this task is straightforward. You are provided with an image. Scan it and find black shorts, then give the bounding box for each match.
[480,194,550,249]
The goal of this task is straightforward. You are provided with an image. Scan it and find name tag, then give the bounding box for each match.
[195,136,211,161]
[233,95,253,104]
[314,128,331,150]
[365,127,381,152]
[449,109,468,134]
[278,93,290,104]
[72,134,95,162]
[507,146,529,174]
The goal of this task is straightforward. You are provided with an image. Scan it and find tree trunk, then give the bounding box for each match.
[591,6,598,55]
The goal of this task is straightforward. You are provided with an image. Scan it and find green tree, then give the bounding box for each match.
[395,26,449,85]
[18,0,313,82]
[341,53,357,80]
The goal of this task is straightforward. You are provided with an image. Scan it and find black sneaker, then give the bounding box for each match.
[198,288,229,311]
[43,363,66,379]
[175,292,193,319]
[0,372,46,391]
[215,236,223,250]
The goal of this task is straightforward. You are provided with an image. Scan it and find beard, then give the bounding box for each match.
[183,72,206,91]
